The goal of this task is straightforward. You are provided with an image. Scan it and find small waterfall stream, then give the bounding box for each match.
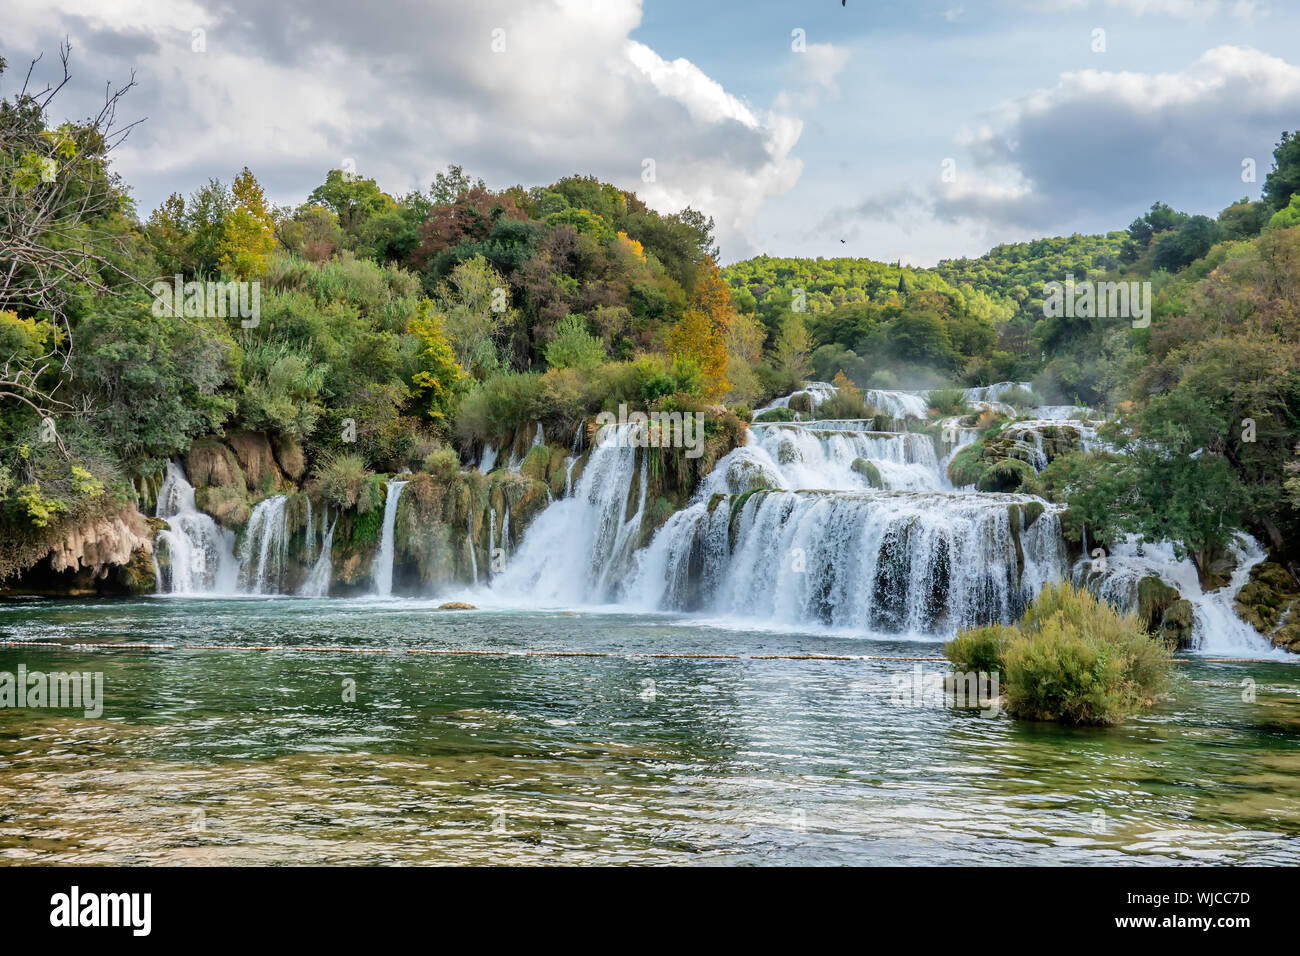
[371,480,408,597]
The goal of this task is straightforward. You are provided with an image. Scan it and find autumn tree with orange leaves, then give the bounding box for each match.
[666,260,732,401]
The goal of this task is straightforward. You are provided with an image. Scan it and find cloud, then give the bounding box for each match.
[930,45,1300,229]
[1013,0,1263,19]
[2,0,806,260]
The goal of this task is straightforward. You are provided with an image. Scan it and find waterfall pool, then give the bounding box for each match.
[1,597,1297,865]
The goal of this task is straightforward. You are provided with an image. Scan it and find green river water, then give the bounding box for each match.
[1,596,1298,865]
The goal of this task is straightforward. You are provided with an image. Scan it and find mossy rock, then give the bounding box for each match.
[787,393,812,414]
[755,407,795,423]
[1135,575,1180,634]
[227,430,285,494]
[1235,561,1300,654]
[976,457,1035,492]
[438,601,476,611]
[519,443,552,482]
[120,544,158,594]
[850,457,882,489]
[194,484,252,528]
[272,434,307,482]
[1157,599,1196,649]
[184,438,246,491]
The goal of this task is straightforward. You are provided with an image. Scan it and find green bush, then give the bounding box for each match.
[422,447,460,479]
[943,624,1008,674]
[544,314,607,371]
[998,385,1038,409]
[927,386,969,416]
[313,453,372,509]
[945,582,1174,726]
[755,407,795,423]
[453,372,544,449]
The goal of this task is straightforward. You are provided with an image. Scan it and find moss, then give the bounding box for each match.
[184,438,246,490]
[976,457,1035,492]
[194,484,251,528]
[1235,561,1300,654]
[850,457,882,488]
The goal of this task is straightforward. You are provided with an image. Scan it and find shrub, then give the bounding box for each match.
[313,453,372,509]
[544,314,607,371]
[453,372,544,449]
[927,386,969,416]
[999,385,1038,409]
[946,582,1174,726]
[755,407,795,423]
[943,624,1008,674]
[422,447,461,479]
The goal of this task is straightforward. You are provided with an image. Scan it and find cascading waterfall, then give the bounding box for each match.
[300,512,337,598]
[1075,534,1282,656]
[492,423,647,605]
[627,489,1065,633]
[370,480,408,597]
[240,495,291,594]
[745,422,946,491]
[154,462,238,594]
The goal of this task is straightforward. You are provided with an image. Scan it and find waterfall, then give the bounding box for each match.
[371,480,408,597]
[863,389,930,421]
[303,497,315,564]
[627,489,1065,634]
[1076,533,1283,656]
[492,423,646,605]
[468,528,478,585]
[745,423,946,491]
[154,461,238,594]
[300,512,336,598]
[240,495,291,594]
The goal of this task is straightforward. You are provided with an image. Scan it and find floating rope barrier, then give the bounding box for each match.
[0,640,1282,663]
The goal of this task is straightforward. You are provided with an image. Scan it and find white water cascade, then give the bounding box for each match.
[240,495,291,594]
[154,462,238,594]
[492,424,650,605]
[371,480,408,597]
[300,512,337,598]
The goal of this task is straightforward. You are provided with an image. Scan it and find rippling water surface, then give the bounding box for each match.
[1,597,1298,865]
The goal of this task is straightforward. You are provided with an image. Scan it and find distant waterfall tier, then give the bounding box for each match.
[627,490,1066,635]
[743,423,946,491]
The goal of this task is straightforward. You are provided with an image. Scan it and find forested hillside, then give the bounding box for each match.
[4,47,1300,624]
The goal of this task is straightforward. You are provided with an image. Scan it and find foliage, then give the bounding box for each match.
[945,582,1173,725]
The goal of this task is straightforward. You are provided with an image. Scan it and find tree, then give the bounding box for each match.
[772,312,813,379]
[544,314,606,371]
[409,299,467,428]
[432,254,518,376]
[0,44,141,427]
[667,308,728,400]
[218,167,276,277]
[430,164,485,205]
[307,168,395,233]
[1263,130,1300,212]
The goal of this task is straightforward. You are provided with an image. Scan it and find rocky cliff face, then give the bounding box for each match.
[0,506,161,596]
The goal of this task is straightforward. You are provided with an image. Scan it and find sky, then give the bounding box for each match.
[3,0,1298,265]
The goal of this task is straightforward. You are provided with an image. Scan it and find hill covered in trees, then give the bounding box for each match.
[4,46,1300,623]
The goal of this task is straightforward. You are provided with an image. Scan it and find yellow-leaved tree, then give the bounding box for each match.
[666,260,732,401]
[218,167,276,277]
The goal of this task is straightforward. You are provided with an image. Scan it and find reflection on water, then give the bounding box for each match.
[0,598,1298,865]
